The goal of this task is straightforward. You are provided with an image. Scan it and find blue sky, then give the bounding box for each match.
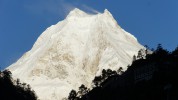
[0,0,178,69]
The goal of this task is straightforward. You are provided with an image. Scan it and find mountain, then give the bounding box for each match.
[7,8,144,100]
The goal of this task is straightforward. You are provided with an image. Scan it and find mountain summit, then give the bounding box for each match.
[67,8,89,17]
[8,8,143,100]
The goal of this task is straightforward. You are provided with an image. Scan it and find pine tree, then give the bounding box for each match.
[68,90,78,100]
[0,70,37,100]
[137,49,142,59]
[16,78,20,86]
[172,46,178,56]
[93,76,102,87]
[78,84,88,98]
[117,67,123,75]
[133,55,136,62]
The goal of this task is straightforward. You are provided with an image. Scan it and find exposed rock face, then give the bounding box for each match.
[8,8,143,100]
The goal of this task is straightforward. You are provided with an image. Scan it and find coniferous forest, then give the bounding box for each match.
[1,44,178,100]
[68,44,178,100]
[0,69,38,100]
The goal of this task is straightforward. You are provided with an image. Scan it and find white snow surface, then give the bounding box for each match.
[7,8,144,100]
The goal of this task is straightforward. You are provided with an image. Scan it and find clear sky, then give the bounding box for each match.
[0,0,178,69]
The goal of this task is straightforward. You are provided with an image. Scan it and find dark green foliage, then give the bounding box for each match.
[171,46,178,56]
[154,44,169,57]
[133,55,136,62]
[2,69,12,79]
[144,45,149,55]
[92,69,118,87]
[93,76,102,87]
[101,69,107,79]
[137,49,145,59]
[106,69,115,76]
[68,69,118,99]
[78,84,88,98]
[68,90,79,100]
[117,67,123,75]
[76,45,178,100]
[0,70,37,100]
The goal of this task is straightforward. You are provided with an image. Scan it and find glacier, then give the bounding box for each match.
[7,8,144,100]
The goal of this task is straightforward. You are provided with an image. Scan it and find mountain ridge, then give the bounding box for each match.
[7,8,143,100]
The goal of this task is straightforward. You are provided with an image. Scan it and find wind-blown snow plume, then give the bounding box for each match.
[24,0,99,18]
[81,4,100,14]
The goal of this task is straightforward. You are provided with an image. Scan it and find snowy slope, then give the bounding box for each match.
[8,8,144,100]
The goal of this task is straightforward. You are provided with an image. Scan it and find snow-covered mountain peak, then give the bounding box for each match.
[8,8,144,100]
[103,9,116,21]
[67,8,89,18]
[104,9,112,16]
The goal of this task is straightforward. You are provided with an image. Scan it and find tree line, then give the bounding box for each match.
[68,44,178,100]
[0,69,38,100]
